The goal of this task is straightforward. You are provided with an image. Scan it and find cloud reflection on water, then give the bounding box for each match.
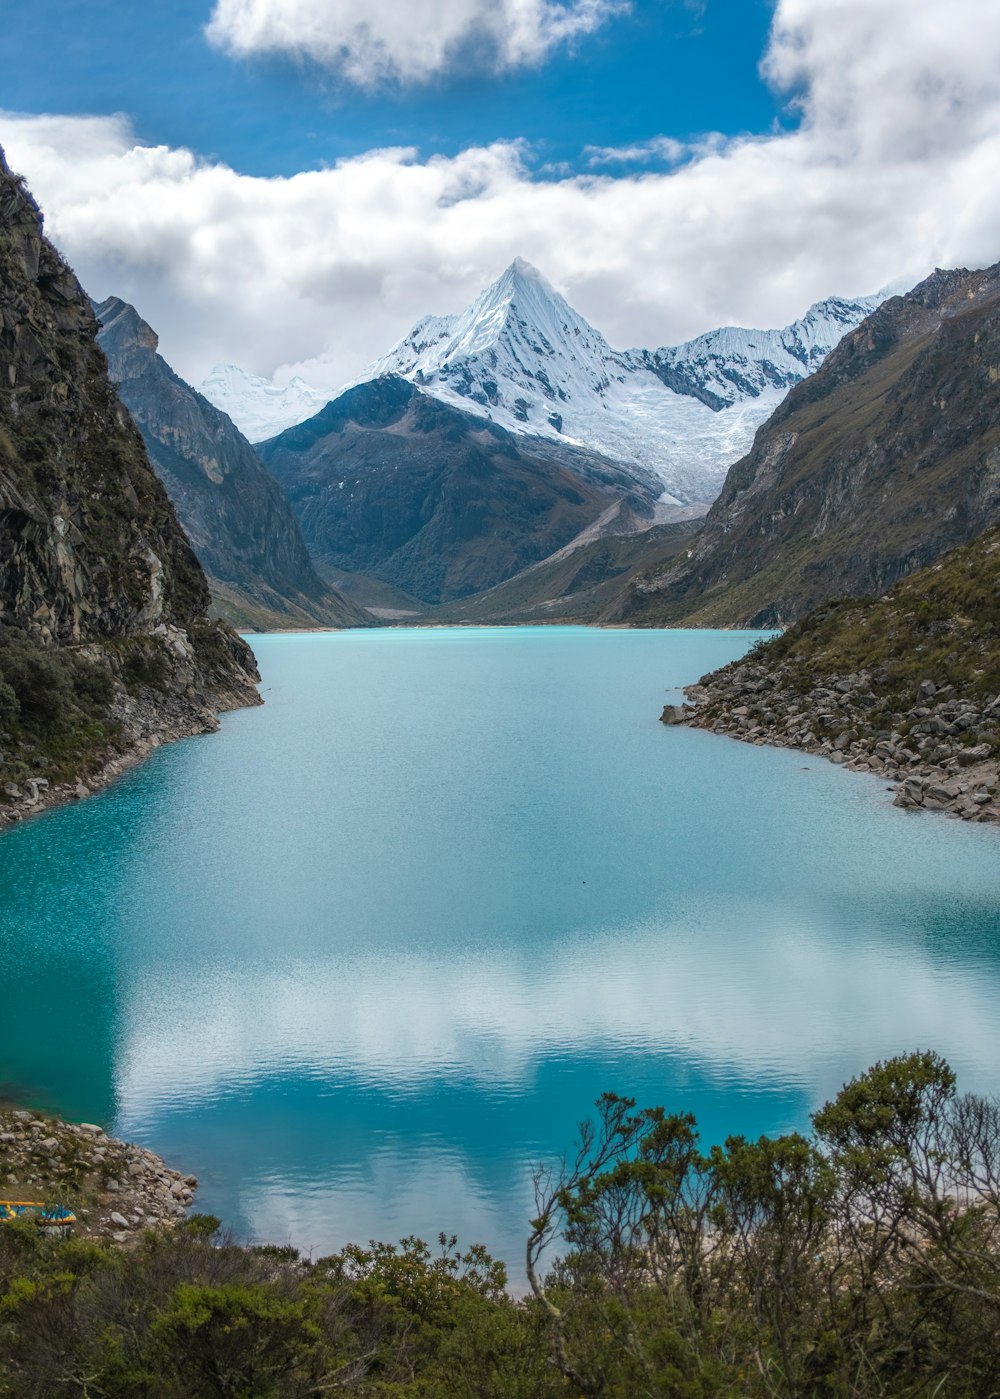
[117,896,1000,1113]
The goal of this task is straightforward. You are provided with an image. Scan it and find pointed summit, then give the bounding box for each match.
[492,256,556,300]
[332,264,885,505]
[442,257,590,362]
[93,295,159,358]
[482,256,550,293]
[364,257,617,425]
[509,254,540,277]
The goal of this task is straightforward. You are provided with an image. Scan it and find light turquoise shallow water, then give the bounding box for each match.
[1,626,999,1275]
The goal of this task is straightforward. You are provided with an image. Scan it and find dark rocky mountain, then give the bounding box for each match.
[95,297,366,631]
[610,263,1000,627]
[0,148,259,820]
[257,376,663,605]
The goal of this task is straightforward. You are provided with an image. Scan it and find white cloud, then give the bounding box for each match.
[206,0,629,87]
[2,0,999,391]
[763,0,1000,161]
[583,136,688,167]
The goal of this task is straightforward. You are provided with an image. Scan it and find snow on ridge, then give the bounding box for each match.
[199,363,331,443]
[635,293,884,410]
[199,260,885,501]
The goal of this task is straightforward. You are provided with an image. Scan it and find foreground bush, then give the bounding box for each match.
[2,1052,1000,1396]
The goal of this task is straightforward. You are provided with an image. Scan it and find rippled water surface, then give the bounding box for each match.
[2,627,999,1275]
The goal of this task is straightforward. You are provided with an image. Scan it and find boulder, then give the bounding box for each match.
[660,704,691,725]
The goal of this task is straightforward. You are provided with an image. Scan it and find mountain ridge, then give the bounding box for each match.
[96,296,366,631]
[608,261,1000,627]
[204,260,882,507]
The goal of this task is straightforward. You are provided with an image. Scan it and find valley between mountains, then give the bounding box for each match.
[3,83,1000,1397]
[0,142,998,827]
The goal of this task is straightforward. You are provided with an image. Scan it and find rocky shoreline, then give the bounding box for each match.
[664,657,1000,823]
[0,626,261,833]
[0,1107,196,1244]
[0,696,254,833]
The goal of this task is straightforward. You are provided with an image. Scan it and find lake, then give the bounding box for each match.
[1,626,999,1279]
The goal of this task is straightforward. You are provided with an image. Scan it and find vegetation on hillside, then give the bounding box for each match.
[0,626,118,796]
[738,521,1000,770]
[610,264,1000,629]
[761,523,1000,706]
[3,1052,1000,1396]
[0,622,246,804]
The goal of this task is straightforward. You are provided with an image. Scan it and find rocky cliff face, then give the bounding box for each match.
[258,376,662,605]
[612,263,1000,627]
[96,297,366,631]
[0,148,260,821]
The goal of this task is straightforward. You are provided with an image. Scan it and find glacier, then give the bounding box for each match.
[202,259,883,507]
[199,364,332,443]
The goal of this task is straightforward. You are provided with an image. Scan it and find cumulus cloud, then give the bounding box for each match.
[763,0,1000,160]
[205,0,629,87]
[2,0,999,391]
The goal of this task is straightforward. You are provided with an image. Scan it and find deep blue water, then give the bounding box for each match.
[1,627,999,1278]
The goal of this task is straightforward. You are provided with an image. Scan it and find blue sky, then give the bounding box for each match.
[7,0,782,176]
[2,0,998,390]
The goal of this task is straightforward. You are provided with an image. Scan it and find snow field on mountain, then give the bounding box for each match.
[201,258,881,504]
[200,364,331,442]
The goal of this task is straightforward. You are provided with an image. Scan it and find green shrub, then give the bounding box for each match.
[2,1055,1000,1396]
[121,640,172,693]
[0,678,18,728]
[0,628,118,795]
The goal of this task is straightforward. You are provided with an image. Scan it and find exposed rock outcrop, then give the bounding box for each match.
[0,1107,197,1243]
[613,262,1000,627]
[95,297,367,631]
[0,147,260,822]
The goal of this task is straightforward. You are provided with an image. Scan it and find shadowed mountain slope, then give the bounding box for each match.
[96,297,366,630]
[608,263,1000,627]
[258,376,663,606]
[429,519,700,625]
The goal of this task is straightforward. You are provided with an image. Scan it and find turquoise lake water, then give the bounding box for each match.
[2,626,1000,1277]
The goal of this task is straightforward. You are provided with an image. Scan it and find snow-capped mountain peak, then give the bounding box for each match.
[358,260,885,504]
[366,257,621,423]
[440,257,594,359]
[199,363,331,443]
[200,260,886,504]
